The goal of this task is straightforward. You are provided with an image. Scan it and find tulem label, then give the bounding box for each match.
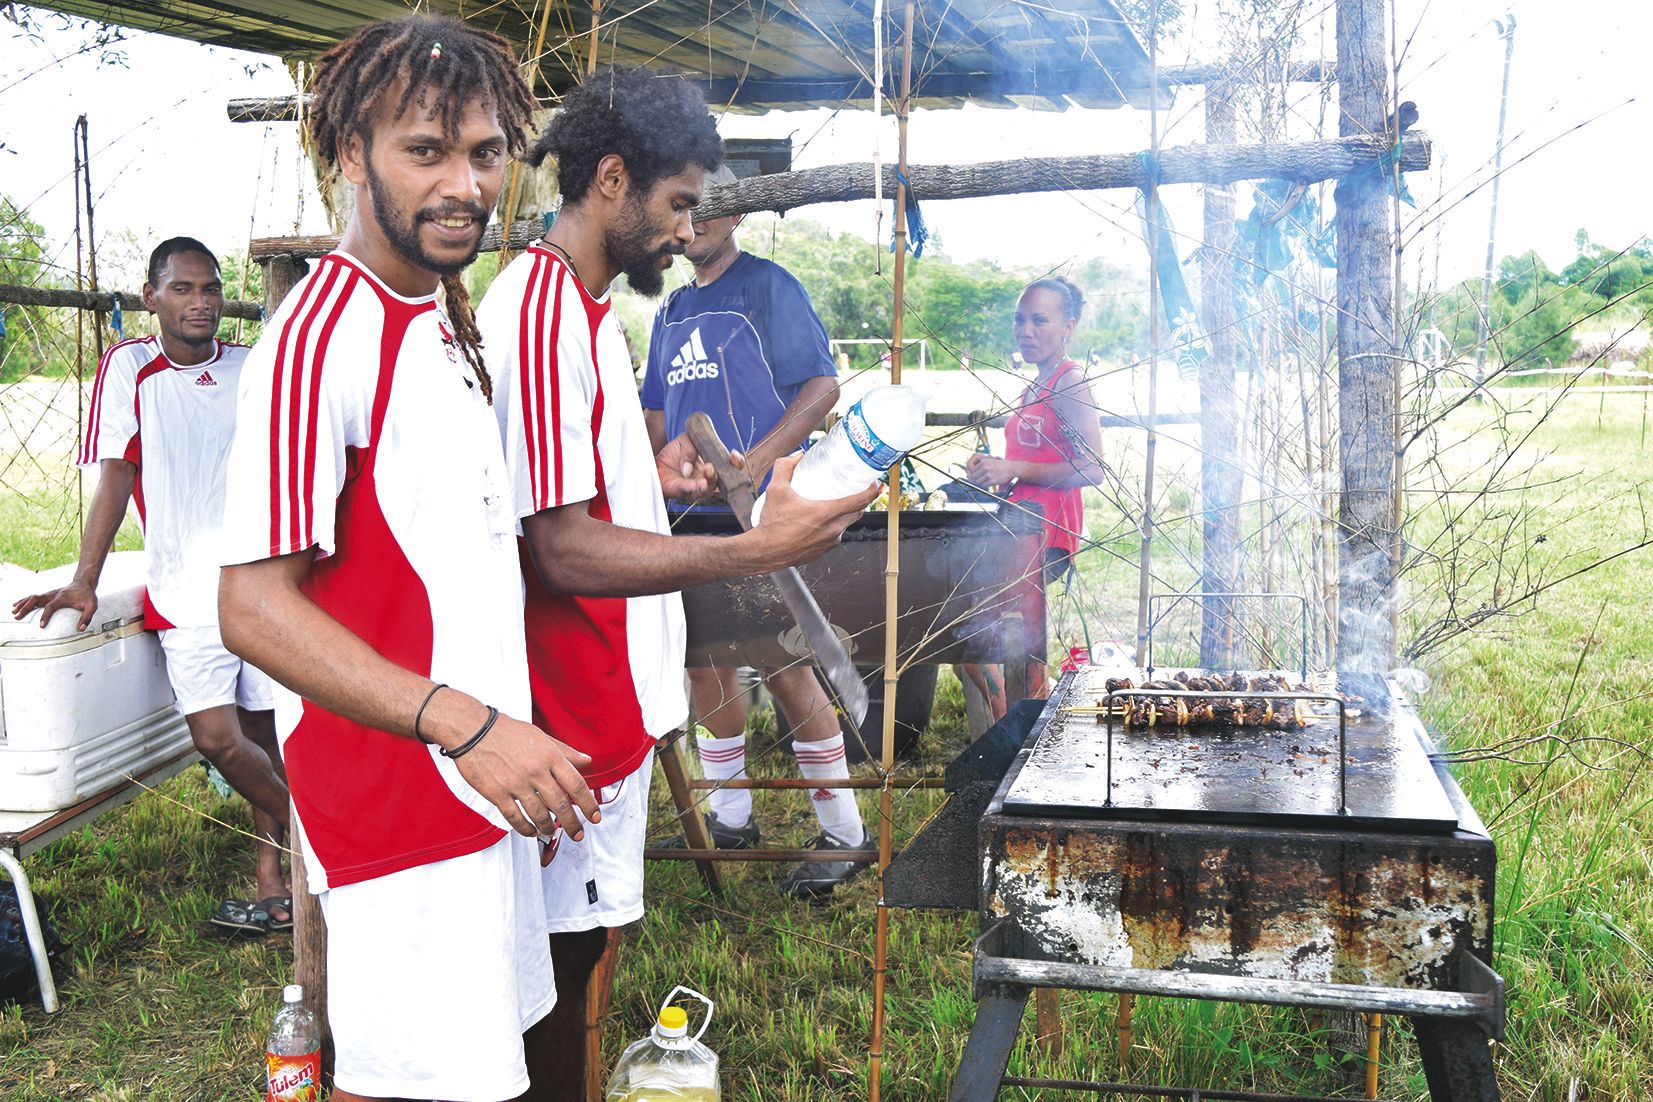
[267,1051,321,1102]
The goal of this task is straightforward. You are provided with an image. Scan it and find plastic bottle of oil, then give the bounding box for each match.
[605,986,719,1102]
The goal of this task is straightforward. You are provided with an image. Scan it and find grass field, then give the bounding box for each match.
[2,392,1652,1099]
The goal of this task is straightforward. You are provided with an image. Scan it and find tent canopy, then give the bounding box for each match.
[41,0,1157,111]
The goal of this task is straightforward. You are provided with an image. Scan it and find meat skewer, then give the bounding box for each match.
[1075,671,1343,730]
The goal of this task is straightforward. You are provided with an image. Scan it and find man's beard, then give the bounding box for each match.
[366,163,489,277]
[605,193,681,298]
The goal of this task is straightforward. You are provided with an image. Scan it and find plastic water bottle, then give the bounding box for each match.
[606,986,720,1102]
[265,984,321,1102]
[751,384,927,524]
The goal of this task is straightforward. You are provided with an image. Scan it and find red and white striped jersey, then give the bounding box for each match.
[220,252,529,891]
[79,335,249,629]
[477,244,688,787]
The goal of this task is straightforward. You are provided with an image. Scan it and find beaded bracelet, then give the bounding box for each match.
[441,705,500,760]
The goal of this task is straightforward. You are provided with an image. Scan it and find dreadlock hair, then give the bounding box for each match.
[147,237,218,287]
[306,14,536,170]
[528,65,723,206]
[1023,276,1086,323]
[440,273,492,403]
[306,14,538,402]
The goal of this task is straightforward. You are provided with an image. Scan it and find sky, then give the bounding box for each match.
[1,0,1648,294]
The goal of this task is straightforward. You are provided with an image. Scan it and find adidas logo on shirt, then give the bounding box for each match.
[664,328,720,385]
[194,370,217,387]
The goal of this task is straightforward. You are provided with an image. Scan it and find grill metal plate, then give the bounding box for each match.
[1001,667,1459,832]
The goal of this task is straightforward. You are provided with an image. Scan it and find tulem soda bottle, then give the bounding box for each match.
[606,986,720,1102]
[265,984,321,1102]
[750,384,927,524]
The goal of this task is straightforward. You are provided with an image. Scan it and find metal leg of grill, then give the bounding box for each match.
[951,984,1029,1102]
[1411,1017,1500,1102]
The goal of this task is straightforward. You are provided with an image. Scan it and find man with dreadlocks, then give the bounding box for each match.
[217,15,599,1101]
[473,66,878,1095]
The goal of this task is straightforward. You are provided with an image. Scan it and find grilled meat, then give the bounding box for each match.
[1100,671,1319,730]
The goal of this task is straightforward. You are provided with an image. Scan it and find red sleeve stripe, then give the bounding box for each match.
[523,252,568,512]
[78,338,145,466]
[516,252,547,512]
[268,261,351,556]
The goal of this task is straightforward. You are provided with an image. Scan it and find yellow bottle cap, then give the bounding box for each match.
[658,1006,689,1031]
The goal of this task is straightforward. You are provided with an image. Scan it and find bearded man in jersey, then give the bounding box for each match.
[217,16,599,1101]
[474,66,878,1097]
[13,237,293,934]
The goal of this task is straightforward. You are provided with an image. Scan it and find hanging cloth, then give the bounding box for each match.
[889,168,927,257]
[1135,153,1208,381]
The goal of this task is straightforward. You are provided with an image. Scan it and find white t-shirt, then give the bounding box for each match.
[220,251,529,891]
[476,243,688,787]
[79,336,249,629]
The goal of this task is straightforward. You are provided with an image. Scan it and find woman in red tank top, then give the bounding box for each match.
[967,277,1104,582]
[963,277,1104,710]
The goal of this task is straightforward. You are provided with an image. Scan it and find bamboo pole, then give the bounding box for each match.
[495,0,558,272]
[586,0,602,75]
[868,0,915,1095]
[1364,1011,1383,1097]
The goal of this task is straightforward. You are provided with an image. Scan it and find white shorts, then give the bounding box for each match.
[318,831,557,1101]
[541,750,654,933]
[156,624,275,715]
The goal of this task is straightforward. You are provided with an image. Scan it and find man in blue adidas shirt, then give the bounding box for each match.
[642,165,870,899]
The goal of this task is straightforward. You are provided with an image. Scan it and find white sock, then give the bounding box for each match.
[792,733,865,846]
[695,730,752,825]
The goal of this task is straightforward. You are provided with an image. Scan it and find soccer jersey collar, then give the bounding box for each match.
[157,337,225,371]
[329,250,440,308]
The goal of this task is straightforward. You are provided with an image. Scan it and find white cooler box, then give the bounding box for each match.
[0,552,192,812]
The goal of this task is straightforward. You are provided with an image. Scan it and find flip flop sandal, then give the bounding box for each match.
[256,895,294,933]
[209,898,270,935]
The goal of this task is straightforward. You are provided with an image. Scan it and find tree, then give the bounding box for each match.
[0,195,68,382]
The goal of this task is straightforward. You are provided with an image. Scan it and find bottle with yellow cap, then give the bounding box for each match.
[605,986,719,1101]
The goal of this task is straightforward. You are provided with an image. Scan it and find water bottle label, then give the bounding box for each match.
[266,1051,321,1101]
[844,401,901,470]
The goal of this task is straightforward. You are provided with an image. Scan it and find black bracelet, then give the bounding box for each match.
[441,705,499,760]
[413,682,449,744]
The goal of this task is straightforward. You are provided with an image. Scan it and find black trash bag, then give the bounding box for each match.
[0,881,63,1004]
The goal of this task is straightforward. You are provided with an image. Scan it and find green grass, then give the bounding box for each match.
[5,394,1653,1098]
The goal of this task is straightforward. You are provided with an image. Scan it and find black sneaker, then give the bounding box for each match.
[778,829,873,900]
[658,810,760,850]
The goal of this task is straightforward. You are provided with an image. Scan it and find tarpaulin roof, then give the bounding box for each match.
[39,0,1157,111]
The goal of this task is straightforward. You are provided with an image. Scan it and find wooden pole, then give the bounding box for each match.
[1133,0,1163,670]
[1198,82,1243,667]
[869,0,914,1096]
[1334,0,1399,674]
[259,257,330,1062]
[0,283,263,319]
[246,133,1433,262]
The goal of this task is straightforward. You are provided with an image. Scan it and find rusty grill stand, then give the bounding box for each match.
[890,670,1504,1102]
